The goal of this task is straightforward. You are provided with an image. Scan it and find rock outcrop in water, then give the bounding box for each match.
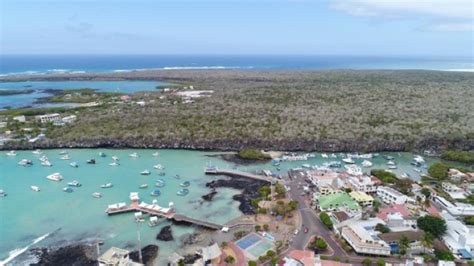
[156,225,174,241]
[31,245,97,266]
[129,244,159,265]
[206,177,270,214]
[201,189,217,201]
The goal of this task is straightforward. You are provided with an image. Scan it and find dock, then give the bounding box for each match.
[205,167,271,182]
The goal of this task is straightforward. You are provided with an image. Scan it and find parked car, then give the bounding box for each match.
[294,229,299,235]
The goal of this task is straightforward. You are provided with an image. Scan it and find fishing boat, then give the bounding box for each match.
[129,152,139,158]
[342,158,355,164]
[177,188,189,196]
[321,153,328,158]
[139,184,148,189]
[41,160,52,167]
[330,153,337,158]
[92,192,102,198]
[99,152,106,157]
[112,156,119,161]
[32,149,42,155]
[153,164,163,170]
[388,165,398,169]
[59,151,68,155]
[109,162,120,166]
[63,187,74,193]
[18,159,33,166]
[155,179,165,188]
[140,170,151,175]
[101,183,113,188]
[46,172,63,181]
[158,172,166,176]
[86,159,96,164]
[361,160,373,168]
[0,189,6,197]
[31,186,40,192]
[148,216,159,227]
[152,152,159,157]
[174,174,180,179]
[150,189,161,196]
[6,150,17,156]
[60,155,71,160]
[70,162,79,168]
[68,180,82,187]
[180,181,190,187]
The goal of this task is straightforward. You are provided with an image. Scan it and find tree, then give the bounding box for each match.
[274,182,286,198]
[248,261,257,266]
[417,216,447,238]
[266,250,276,257]
[315,238,328,250]
[420,187,431,198]
[288,200,299,211]
[263,224,269,231]
[376,258,385,266]
[435,249,455,261]
[420,232,434,254]
[398,234,410,255]
[224,255,235,264]
[221,241,228,248]
[362,258,372,265]
[258,186,271,198]
[375,223,390,233]
[319,212,333,229]
[255,225,261,231]
[428,162,449,179]
[178,259,185,266]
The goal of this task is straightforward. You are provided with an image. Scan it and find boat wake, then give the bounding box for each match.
[0,229,57,265]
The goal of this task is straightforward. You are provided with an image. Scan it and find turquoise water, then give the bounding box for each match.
[0,81,167,109]
[0,150,435,264]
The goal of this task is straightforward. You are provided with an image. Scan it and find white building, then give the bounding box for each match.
[13,115,26,123]
[341,224,391,256]
[307,169,339,189]
[98,247,143,266]
[433,196,474,216]
[36,113,61,124]
[347,175,377,193]
[62,115,77,124]
[377,186,407,205]
[441,182,466,200]
[441,211,474,257]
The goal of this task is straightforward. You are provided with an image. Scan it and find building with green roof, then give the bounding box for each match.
[315,191,361,214]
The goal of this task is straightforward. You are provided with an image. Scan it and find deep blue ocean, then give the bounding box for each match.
[1,55,472,75]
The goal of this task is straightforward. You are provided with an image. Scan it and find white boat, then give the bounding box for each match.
[18,159,33,166]
[31,185,40,192]
[387,160,396,166]
[92,192,102,198]
[101,183,113,188]
[302,164,311,169]
[60,155,71,160]
[139,184,148,189]
[330,153,337,158]
[414,168,422,173]
[59,151,68,155]
[321,153,328,158]
[148,216,159,227]
[153,164,163,170]
[68,180,82,187]
[140,170,151,175]
[388,165,397,169]
[70,162,79,168]
[32,149,42,155]
[109,162,120,166]
[400,172,410,179]
[359,153,373,159]
[39,155,49,162]
[361,160,373,168]
[6,150,17,156]
[0,189,6,197]
[414,155,425,164]
[342,158,355,164]
[41,160,53,167]
[112,156,119,161]
[46,173,63,181]
[152,152,159,157]
[129,152,139,158]
[99,152,106,157]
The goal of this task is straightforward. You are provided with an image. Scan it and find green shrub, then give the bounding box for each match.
[319,212,333,229]
[238,148,270,160]
[441,150,474,163]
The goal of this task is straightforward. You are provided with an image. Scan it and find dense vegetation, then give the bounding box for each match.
[238,148,270,160]
[417,215,447,238]
[428,162,450,179]
[371,169,398,183]
[319,212,333,229]
[441,150,474,163]
[2,70,474,151]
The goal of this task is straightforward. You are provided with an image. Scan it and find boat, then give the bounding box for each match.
[361,160,373,168]
[63,187,74,193]
[86,159,96,164]
[0,189,6,197]
[180,181,190,187]
[59,151,68,155]
[32,149,42,155]
[302,164,311,169]
[148,216,160,227]
[327,161,342,168]
[112,156,119,161]
[70,162,79,168]
[101,183,113,188]
[174,174,180,179]
[129,152,139,158]
[92,192,102,198]
[155,179,165,187]
[388,165,397,169]
[39,155,49,162]
[18,159,33,166]
[41,160,52,167]
[414,168,422,173]
[46,173,63,181]
[359,153,373,159]
[31,186,40,192]
[387,160,396,166]
[152,152,159,157]
[60,155,71,160]
[271,160,280,166]
[383,155,395,160]
[109,162,120,166]
[139,184,148,189]
[400,172,411,179]
[68,180,82,187]
[99,152,106,157]
[342,158,355,164]
[6,150,17,156]
[321,153,328,158]
[153,164,163,170]
[140,170,151,175]
[330,153,337,158]
[177,188,189,196]
[150,189,161,196]
[158,172,166,176]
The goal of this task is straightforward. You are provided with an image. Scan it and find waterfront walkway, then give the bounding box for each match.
[204,167,271,182]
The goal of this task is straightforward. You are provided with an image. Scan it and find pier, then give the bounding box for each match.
[204,166,271,182]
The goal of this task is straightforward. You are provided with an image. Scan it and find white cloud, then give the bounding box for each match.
[424,23,474,32]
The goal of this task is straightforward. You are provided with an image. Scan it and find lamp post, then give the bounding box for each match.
[136,218,143,263]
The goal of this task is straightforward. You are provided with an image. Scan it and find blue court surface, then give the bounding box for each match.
[235,234,261,250]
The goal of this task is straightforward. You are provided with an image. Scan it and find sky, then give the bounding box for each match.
[0,0,473,56]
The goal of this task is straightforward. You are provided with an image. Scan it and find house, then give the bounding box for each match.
[98,247,142,266]
[377,186,407,205]
[441,182,466,200]
[378,231,424,254]
[13,115,26,123]
[448,169,467,181]
[36,113,61,124]
[347,175,377,193]
[349,191,374,207]
[433,196,474,216]
[331,211,351,224]
[440,211,474,259]
[341,224,391,256]
[307,170,339,189]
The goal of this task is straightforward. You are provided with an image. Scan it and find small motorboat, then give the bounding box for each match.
[32,149,42,155]
[414,168,422,173]
[150,189,161,196]
[6,150,17,156]
[18,159,33,166]
[112,156,119,161]
[174,174,180,179]
[330,153,337,158]
[140,170,151,175]
[342,158,355,164]
[101,183,113,189]
[92,192,102,198]
[177,188,189,196]
[31,185,40,192]
[0,189,6,197]
[59,151,68,155]
[384,155,395,160]
[129,152,139,158]
[388,165,397,169]
[70,162,79,168]
[321,153,328,158]
[41,160,53,167]
[180,181,190,187]
[158,172,166,176]
[60,155,71,160]
[361,160,373,168]
[86,159,96,164]
[153,164,163,170]
[155,179,165,188]
[400,172,411,179]
[39,155,49,162]
[152,152,159,157]
[63,187,74,193]
[99,152,106,157]
[68,180,82,187]
[139,184,148,189]
[387,160,396,166]
[148,216,160,227]
[46,173,63,181]
[109,162,120,166]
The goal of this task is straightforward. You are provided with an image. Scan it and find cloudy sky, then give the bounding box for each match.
[1,0,473,56]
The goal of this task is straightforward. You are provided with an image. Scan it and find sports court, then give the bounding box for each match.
[234,233,274,260]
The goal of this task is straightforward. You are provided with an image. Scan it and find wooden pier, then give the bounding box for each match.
[204,167,271,182]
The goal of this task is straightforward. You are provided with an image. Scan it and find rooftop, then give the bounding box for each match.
[317,192,360,210]
[349,191,374,202]
[377,204,410,221]
[379,230,423,243]
[98,247,129,265]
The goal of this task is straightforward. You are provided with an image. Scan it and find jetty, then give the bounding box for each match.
[105,193,222,230]
[204,166,271,182]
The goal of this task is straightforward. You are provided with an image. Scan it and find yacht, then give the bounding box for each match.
[60,155,71,160]
[70,162,79,168]
[32,149,42,155]
[342,158,355,164]
[46,173,63,181]
[361,160,373,168]
[0,189,6,197]
[129,152,139,158]
[150,189,161,196]
[6,150,17,156]
[99,152,106,158]
[92,192,102,198]
[152,152,159,157]
[68,180,82,187]
[139,184,148,189]
[109,162,120,166]
[18,159,33,166]
[177,188,189,196]
[140,170,151,175]
[31,186,40,192]
[153,164,163,170]
[180,181,190,187]
[101,183,113,188]
[321,153,328,158]
[155,179,165,188]
[112,156,119,161]
[41,160,53,167]
[63,187,74,193]
[86,159,96,164]
[148,216,159,227]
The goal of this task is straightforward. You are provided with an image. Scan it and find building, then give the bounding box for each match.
[377,186,407,205]
[341,224,391,256]
[315,191,361,215]
[441,182,466,200]
[62,115,77,124]
[13,115,26,123]
[349,191,374,207]
[308,170,339,188]
[441,211,474,259]
[198,243,222,262]
[36,113,61,124]
[331,211,351,224]
[448,169,467,181]
[433,196,474,216]
[347,175,377,193]
[98,247,142,266]
[379,231,424,254]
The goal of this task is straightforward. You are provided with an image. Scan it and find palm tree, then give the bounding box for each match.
[398,234,410,255]
[421,232,434,254]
